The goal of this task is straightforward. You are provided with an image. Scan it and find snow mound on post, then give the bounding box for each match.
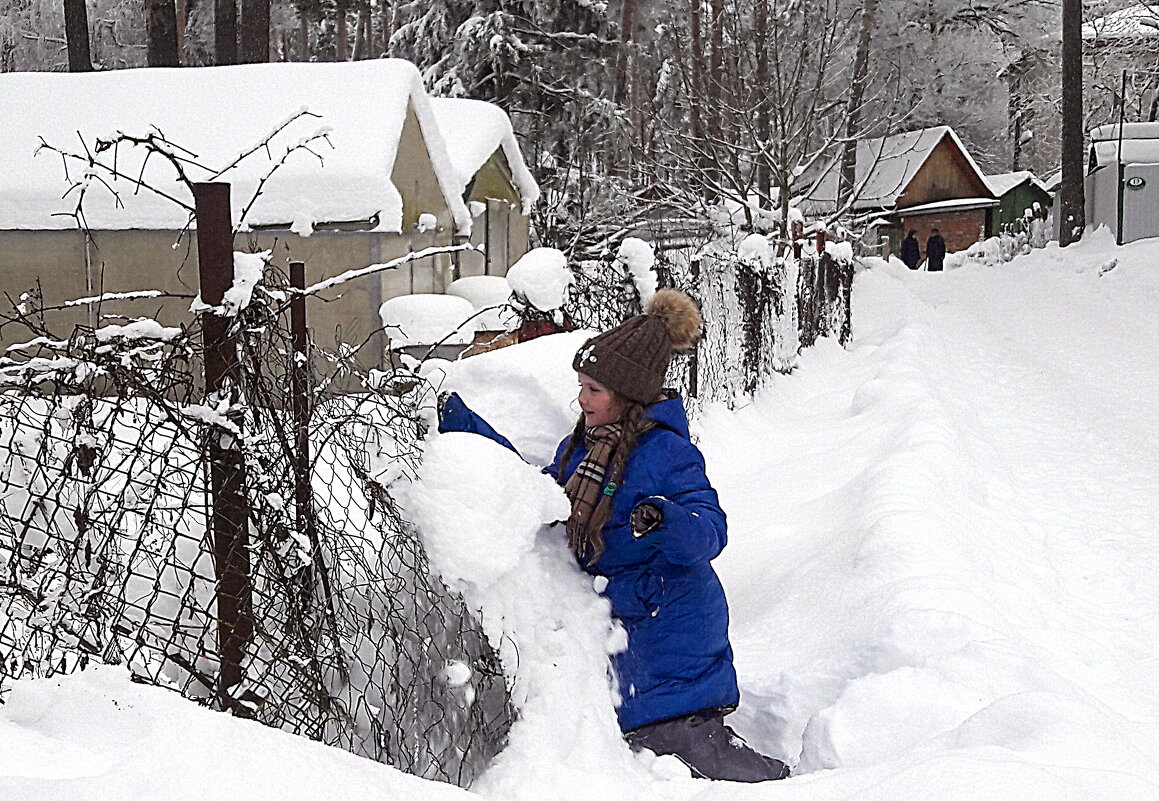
[616,238,657,306]
[379,294,477,347]
[506,248,573,312]
[447,275,517,330]
[737,233,773,267]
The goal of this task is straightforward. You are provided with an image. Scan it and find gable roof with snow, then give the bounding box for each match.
[1082,3,1159,41]
[802,126,996,214]
[428,97,539,215]
[985,171,1050,197]
[0,60,473,234]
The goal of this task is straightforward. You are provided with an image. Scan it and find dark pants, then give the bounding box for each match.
[625,709,790,782]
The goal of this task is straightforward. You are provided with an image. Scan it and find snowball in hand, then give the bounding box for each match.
[404,432,571,590]
[506,247,572,311]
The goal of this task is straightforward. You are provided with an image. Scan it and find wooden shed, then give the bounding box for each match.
[803,126,1000,262]
[0,60,538,367]
[984,171,1053,229]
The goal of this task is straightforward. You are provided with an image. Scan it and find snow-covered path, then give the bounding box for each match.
[701,234,1159,797]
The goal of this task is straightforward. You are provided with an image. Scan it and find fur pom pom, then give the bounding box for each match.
[646,289,702,351]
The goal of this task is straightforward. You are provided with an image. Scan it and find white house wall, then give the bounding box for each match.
[1085,169,1122,239]
[1122,164,1159,244]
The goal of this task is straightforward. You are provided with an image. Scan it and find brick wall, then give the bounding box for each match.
[900,209,989,261]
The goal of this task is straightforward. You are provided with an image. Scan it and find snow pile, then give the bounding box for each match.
[403,433,569,590]
[942,236,1004,269]
[401,432,663,800]
[506,248,573,312]
[447,275,517,331]
[436,331,589,467]
[379,293,477,347]
[0,666,474,801]
[824,239,855,263]
[616,238,658,306]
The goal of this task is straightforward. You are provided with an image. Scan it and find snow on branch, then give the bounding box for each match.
[297,244,481,298]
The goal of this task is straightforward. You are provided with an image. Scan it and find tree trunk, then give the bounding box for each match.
[238,0,270,63]
[63,0,93,71]
[335,6,348,61]
[1059,0,1085,246]
[147,0,181,66]
[709,0,723,98]
[689,0,704,142]
[840,0,877,211]
[298,11,309,61]
[380,0,392,56]
[1007,64,1024,171]
[616,0,637,104]
[353,6,370,59]
[754,0,769,202]
[216,0,238,65]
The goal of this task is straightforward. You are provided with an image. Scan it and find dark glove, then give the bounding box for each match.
[630,502,663,538]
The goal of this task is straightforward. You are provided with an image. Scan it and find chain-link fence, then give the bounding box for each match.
[0,260,513,787]
[562,240,852,407]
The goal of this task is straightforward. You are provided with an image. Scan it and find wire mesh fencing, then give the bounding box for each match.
[0,269,514,787]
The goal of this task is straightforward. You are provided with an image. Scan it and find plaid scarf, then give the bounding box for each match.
[563,419,654,562]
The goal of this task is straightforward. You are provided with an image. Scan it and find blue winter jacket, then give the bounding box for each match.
[439,392,740,732]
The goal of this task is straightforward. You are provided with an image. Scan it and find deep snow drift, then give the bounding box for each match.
[3,229,1158,800]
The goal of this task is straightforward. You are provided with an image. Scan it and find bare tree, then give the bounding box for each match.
[63,0,94,71]
[1059,0,1084,246]
[840,0,878,209]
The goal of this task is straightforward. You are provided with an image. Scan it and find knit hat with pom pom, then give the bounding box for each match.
[572,289,702,404]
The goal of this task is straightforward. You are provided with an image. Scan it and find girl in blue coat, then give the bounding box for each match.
[442,290,787,782]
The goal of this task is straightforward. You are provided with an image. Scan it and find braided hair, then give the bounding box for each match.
[557,399,651,563]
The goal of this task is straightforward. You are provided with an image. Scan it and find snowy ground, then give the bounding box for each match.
[3,228,1158,800]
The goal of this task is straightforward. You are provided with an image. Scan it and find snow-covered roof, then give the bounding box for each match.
[1090,121,1159,141]
[1089,122,1159,167]
[1082,3,1159,41]
[985,171,1050,196]
[428,98,540,215]
[0,60,472,234]
[803,126,994,212]
[898,197,999,215]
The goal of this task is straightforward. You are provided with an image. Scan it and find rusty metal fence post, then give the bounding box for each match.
[193,181,254,715]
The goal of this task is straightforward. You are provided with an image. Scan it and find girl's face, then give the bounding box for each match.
[577,373,626,428]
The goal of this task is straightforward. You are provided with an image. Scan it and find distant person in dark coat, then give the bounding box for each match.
[925,229,946,271]
[900,230,921,269]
